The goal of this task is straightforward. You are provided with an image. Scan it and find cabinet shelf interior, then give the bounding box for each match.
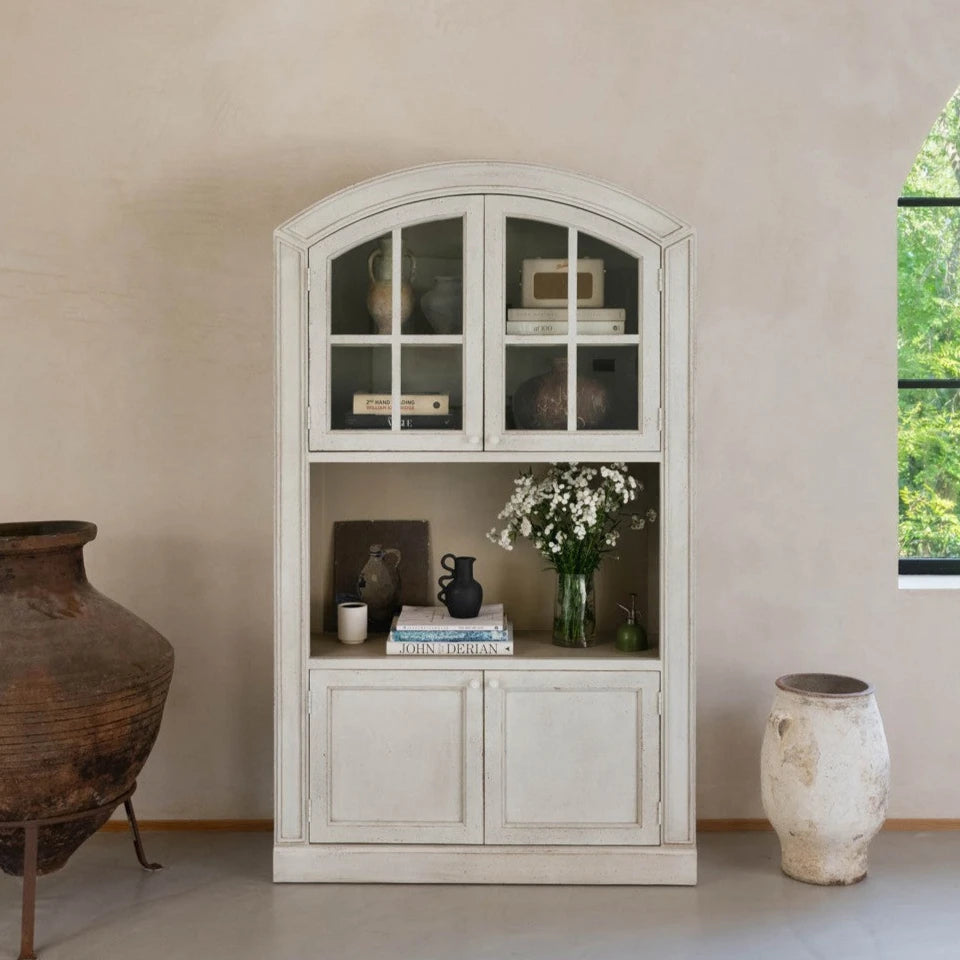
[309,460,660,651]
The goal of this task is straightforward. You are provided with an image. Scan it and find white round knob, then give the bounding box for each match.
[469,679,480,690]
[488,435,500,447]
[468,435,480,445]
[488,679,499,689]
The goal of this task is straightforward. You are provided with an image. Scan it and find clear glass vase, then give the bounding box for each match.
[553,573,597,647]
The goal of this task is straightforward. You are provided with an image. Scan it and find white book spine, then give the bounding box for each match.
[385,640,514,656]
[394,605,505,631]
[506,308,626,335]
[506,320,624,335]
[508,308,625,322]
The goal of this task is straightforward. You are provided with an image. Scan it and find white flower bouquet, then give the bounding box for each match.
[488,462,654,646]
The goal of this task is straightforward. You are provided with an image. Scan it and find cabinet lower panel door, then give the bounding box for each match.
[309,670,483,843]
[484,671,661,845]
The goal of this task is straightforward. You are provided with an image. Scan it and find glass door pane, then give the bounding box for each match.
[330,345,392,430]
[400,345,463,430]
[504,218,569,335]
[576,345,639,431]
[506,344,567,430]
[574,232,639,337]
[330,217,465,337]
[331,232,396,336]
[404,218,464,336]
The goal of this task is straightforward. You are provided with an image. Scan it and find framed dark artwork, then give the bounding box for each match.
[328,520,431,633]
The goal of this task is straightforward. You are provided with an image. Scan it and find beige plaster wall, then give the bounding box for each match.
[2,0,958,818]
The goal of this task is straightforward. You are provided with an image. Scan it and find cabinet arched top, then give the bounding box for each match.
[275,162,691,248]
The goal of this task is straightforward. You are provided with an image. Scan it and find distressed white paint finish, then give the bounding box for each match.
[484,671,661,845]
[761,675,890,885]
[276,163,695,881]
[483,194,662,453]
[277,162,687,247]
[274,843,696,885]
[662,236,695,844]
[308,449,663,464]
[275,239,308,842]
[309,670,483,844]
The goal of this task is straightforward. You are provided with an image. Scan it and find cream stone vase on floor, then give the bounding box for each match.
[761,673,889,885]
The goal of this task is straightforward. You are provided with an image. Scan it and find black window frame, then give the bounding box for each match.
[898,195,960,575]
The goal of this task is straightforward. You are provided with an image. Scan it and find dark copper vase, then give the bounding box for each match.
[512,357,611,430]
[0,521,174,876]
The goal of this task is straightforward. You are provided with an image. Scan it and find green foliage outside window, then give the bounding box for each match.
[899,89,960,560]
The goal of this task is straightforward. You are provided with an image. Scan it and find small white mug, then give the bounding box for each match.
[337,602,368,644]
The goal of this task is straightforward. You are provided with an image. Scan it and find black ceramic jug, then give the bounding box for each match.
[437,554,483,618]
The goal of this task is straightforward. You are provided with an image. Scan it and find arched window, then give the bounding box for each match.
[899,88,960,574]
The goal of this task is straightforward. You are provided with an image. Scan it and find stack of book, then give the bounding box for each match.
[386,604,513,656]
[347,393,457,430]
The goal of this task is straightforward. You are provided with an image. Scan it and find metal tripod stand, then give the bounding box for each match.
[1,783,160,960]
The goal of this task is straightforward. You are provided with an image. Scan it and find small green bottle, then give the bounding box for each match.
[616,593,647,652]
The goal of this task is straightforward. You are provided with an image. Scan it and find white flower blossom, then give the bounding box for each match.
[487,463,654,575]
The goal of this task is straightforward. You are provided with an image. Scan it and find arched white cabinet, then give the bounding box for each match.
[275,162,695,884]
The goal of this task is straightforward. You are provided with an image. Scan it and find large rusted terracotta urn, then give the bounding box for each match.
[0,521,174,876]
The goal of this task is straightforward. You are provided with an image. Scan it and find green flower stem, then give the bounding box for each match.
[553,573,596,648]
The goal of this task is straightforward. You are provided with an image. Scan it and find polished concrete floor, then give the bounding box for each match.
[0,831,958,959]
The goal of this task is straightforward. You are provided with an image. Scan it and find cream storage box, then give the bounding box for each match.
[521,257,604,308]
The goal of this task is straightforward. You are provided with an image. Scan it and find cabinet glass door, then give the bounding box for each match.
[309,198,483,451]
[485,197,661,452]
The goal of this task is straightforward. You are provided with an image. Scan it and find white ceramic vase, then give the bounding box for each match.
[760,673,889,885]
[420,276,462,334]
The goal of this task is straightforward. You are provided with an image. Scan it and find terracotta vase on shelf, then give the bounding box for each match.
[357,544,402,632]
[366,237,415,334]
[0,521,174,877]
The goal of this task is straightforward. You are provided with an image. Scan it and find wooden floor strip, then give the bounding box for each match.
[100,818,960,833]
[697,819,771,832]
[882,818,960,832]
[697,818,960,833]
[102,819,273,833]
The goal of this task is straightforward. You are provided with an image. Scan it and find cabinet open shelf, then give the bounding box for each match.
[309,460,660,646]
[309,631,661,668]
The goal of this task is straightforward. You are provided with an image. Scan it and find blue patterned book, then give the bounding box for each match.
[387,618,513,654]
[388,628,509,643]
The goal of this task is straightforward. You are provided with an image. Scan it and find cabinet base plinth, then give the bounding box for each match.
[273,843,697,885]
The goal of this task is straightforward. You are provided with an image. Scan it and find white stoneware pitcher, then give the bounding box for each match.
[761,673,889,885]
